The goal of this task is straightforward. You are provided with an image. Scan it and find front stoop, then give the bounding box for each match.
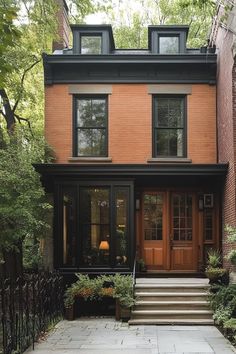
[128,279,214,325]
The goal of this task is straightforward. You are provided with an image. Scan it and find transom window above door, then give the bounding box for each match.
[153,95,186,157]
[74,96,108,157]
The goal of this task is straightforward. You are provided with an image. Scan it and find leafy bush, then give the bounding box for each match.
[207,249,222,268]
[64,273,135,308]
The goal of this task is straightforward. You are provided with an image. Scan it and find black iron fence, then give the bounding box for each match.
[0,272,64,354]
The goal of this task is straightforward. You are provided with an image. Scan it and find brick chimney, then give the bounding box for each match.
[52,0,70,52]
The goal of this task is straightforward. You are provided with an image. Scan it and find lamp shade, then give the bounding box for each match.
[99,241,109,250]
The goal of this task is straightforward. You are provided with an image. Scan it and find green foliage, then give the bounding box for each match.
[101,0,215,49]
[0,127,52,258]
[225,225,236,266]
[64,273,135,308]
[209,284,236,343]
[0,1,21,86]
[207,249,222,268]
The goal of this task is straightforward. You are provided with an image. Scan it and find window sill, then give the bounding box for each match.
[68,157,112,163]
[147,158,192,163]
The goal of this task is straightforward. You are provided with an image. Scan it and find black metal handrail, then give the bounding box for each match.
[132,255,136,299]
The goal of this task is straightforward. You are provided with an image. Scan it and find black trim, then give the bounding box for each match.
[55,180,134,272]
[34,163,228,177]
[43,54,216,85]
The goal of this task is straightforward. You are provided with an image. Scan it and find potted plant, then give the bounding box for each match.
[136,258,146,272]
[64,273,134,320]
[205,249,228,284]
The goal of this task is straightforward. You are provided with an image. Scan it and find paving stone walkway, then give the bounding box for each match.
[25,318,236,354]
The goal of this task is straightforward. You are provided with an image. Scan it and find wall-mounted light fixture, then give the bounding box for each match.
[198,195,204,211]
[135,199,140,210]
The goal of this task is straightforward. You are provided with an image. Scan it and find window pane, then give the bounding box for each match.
[80,188,110,266]
[77,128,106,156]
[81,36,102,54]
[172,193,192,241]
[156,129,169,156]
[115,188,129,266]
[169,99,184,127]
[77,99,106,127]
[157,98,169,127]
[62,189,76,266]
[169,129,183,156]
[159,36,179,54]
[155,129,183,157]
[144,193,163,241]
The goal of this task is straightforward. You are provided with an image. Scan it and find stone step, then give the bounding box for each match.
[135,292,208,301]
[135,284,209,293]
[128,318,214,325]
[134,300,209,310]
[131,309,213,320]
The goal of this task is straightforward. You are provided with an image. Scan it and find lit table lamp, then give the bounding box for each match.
[99,241,109,250]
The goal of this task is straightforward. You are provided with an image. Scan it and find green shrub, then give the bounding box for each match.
[64,273,135,308]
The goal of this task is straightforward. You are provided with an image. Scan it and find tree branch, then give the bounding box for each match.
[14,113,33,135]
[13,58,41,113]
[0,89,15,133]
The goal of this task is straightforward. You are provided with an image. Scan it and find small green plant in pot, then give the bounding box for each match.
[205,249,228,284]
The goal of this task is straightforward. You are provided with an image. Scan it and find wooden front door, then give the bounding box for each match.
[142,191,197,272]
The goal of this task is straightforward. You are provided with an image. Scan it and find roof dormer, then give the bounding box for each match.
[71,24,115,55]
[148,25,189,54]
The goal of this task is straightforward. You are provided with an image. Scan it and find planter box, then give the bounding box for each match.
[65,306,75,321]
[73,297,115,318]
[115,299,131,321]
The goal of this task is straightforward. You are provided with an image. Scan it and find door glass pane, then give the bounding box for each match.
[204,209,213,241]
[144,194,163,241]
[115,188,129,266]
[172,193,193,241]
[62,189,76,266]
[80,188,110,266]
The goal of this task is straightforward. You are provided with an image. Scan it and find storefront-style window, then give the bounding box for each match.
[62,189,76,266]
[80,187,110,266]
[115,187,129,266]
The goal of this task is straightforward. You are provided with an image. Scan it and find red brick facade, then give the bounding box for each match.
[216,26,236,266]
[45,84,217,164]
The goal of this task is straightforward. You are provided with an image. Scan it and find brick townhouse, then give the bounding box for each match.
[35,0,228,278]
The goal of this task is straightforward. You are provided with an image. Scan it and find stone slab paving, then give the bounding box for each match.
[24,318,236,354]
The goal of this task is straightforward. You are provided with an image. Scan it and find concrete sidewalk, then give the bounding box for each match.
[25,318,236,354]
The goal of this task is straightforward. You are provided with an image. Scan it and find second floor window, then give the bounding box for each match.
[153,96,186,157]
[75,96,108,157]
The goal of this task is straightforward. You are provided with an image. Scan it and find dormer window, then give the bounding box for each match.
[159,35,179,54]
[148,26,189,54]
[81,34,102,54]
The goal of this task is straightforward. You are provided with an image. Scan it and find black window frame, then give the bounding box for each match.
[80,33,102,55]
[54,180,134,272]
[73,95,108,157]
[152,94,187,158]
[158,34,180,54]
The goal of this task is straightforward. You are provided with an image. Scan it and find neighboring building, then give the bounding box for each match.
[35,1,228,279]
[210,3,236,267]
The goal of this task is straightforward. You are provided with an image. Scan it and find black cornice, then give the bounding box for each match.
[44,53,216,64]
[34,163,228,177]
[43,53,217,85]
